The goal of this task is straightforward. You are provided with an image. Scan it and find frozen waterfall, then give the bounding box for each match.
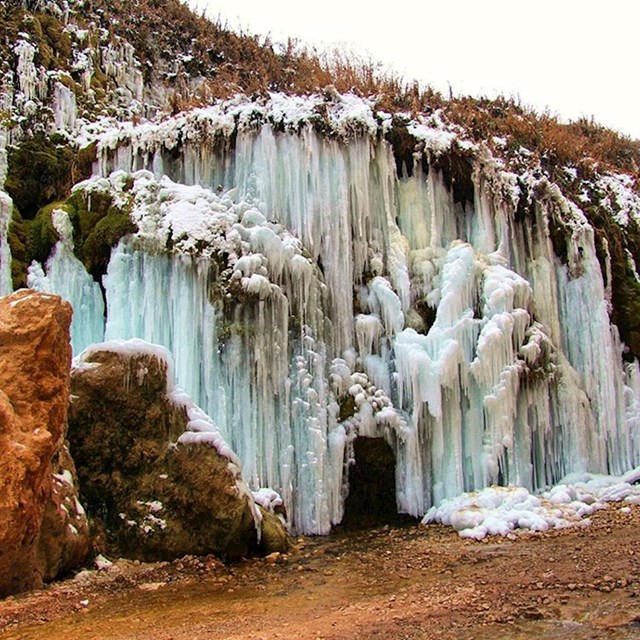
[0,192,13,297]
[27,209,105,353]
[25,95,640,534]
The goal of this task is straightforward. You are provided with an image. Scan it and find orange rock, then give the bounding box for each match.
[0,290,89,596]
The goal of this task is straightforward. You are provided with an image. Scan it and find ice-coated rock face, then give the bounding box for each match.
[0,290,89,597]
[27,208,105,354]
[0,191,12,297]
[20,94,640,535]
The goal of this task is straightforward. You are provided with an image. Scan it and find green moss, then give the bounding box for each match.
[218,320,255,347]
[5,133,96,225]
[338,395,357,422]
[29,201,72,263]
[5,134,75,219]
[56,72,76,91]
[8,201,74,288]
[7,171,137,286]
[50,184,136,279]
[8,207,29,289]
[80,208,137,279]
[27,13,72,71]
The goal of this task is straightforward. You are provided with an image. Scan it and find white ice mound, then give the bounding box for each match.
[423,467,640,540]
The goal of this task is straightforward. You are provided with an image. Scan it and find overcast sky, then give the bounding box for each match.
[186,0,640,140]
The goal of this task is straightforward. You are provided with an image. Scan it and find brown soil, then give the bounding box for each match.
[1,506,640,640]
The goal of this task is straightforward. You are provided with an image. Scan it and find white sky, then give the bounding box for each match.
[186,0,640,140]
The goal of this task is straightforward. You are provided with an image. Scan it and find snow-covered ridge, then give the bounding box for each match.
[77,93,640,251]
[79,92,461,167]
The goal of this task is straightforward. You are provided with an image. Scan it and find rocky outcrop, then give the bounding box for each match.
[0,290,89,597]
[68,342,288,562]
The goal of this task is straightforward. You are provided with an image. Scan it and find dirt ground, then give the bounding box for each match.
[1,505,640,640]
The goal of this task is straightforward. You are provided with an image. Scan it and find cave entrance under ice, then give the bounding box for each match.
[342,436,403,528]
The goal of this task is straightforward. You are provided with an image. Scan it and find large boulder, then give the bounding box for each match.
[0,290,89,597]
[68,340,287,561]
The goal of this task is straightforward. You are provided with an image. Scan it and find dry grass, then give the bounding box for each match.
[443,96,640,178]
[107,0,638,181]
[6,0,640,184]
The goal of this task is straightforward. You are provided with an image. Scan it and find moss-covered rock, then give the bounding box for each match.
[5,134,75,219]
[80,207,137,279]
[257,507,289,555]
[7,207,29,289]
[8,168,136,287]
[31,13,72,71]
[63,184,136,279]
[68,347,287,562]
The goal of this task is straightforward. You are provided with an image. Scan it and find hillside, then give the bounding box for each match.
[2,0,639,170]
[2,0,640,560]
[3,0,640,361]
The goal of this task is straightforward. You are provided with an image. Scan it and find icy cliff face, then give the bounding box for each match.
[16,93,638,535]
[27,208,104,353]
[0,192,13,297]
[0,88,13,297]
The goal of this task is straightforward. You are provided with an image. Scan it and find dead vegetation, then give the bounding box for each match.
[91,0,639,181]
[3,0,639,184]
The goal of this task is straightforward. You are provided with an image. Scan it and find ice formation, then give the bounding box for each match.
[27,209,104,354]
[0,191,12,297]
[424,466,640,540]
[6,93,640,535]
[0,121,12,297]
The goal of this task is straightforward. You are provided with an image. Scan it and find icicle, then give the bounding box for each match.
[52,81,77,132]
[26,209,104,352]
[0,192,13,297]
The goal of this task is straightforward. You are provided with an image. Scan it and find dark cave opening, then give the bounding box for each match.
[341,436,410,529]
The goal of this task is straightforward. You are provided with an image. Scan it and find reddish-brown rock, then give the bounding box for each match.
[0,290,89,597]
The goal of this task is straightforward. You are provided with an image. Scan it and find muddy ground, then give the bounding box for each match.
[1,505,639,639]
